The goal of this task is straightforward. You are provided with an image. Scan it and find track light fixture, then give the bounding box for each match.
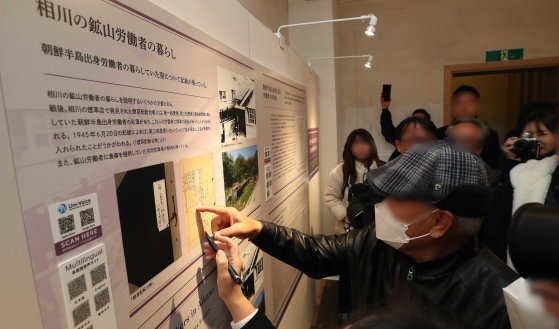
[364,55,373,69]
[275,14,378,49]
[307,55,374,70]
[364,15,378,36]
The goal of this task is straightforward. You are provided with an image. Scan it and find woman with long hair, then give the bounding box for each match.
[324,128,384,323]
[324,128,384,234]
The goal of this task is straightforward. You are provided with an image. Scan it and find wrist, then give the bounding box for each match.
[248,218,263,239]
[223,286,245,304]
[223,288,256,323]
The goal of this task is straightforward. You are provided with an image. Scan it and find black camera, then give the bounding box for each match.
[512,132,540,161]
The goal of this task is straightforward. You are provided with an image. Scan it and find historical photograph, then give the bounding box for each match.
[218,67,257,145]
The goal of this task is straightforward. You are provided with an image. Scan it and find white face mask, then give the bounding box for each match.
[375,202,439,249]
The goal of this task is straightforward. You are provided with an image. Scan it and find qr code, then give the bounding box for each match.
[67,274,87,300]
[94,287,111,311]
[58,214,75,234]
[72,300,91,326]
[90,263,107,286]
[80,208,95,227]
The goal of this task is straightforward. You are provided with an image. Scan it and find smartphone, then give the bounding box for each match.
[381,84,392,101]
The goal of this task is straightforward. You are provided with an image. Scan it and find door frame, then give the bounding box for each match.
[443,56,559,124]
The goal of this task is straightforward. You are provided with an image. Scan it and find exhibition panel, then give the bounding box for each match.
[0,1,317,328]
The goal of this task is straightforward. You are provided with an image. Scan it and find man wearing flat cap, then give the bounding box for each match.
[199,141,518,329]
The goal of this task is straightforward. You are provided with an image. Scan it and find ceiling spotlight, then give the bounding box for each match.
[364,15,378,37]
[364,24,375,36]
[364,56,373,69]
[275,14,377,49]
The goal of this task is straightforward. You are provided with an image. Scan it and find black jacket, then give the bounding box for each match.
[251,222,517,329]
[379,109,402,160]
[380,108,397,145]
[243,310,275,329]
[438,125,501,169]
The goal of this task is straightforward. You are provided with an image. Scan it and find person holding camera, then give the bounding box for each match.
[501,103,559,164]
[493,103,559,266]
[503,103,559,212]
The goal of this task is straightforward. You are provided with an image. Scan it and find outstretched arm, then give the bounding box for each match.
[250,221,364,278]
[198,206,370,279]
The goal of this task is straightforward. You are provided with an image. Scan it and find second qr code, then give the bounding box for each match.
[80,208,95,227]
[90,263,107,286]
[94,287,111,311]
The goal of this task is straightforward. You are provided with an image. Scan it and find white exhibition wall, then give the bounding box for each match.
[0,1,320,329]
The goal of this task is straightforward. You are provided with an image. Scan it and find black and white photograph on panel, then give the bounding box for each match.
[218,67,256,145]
[114,162,181,293]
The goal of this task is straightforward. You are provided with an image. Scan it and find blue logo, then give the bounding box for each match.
[57,203,67,214]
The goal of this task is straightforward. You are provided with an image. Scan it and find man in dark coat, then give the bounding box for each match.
[201,142,518,329]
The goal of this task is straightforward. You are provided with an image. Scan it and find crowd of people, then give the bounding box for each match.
[197,85,559,329]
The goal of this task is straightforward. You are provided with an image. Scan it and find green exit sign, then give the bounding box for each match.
[486,48,524,62]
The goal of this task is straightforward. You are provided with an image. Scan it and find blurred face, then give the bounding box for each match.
[351,138,372,161]
[395,124,437,154]
[531,280,559,321]
[522,121,555,157]
[452,93,480,118]
[381,198,441,250]
[447,123,483,155]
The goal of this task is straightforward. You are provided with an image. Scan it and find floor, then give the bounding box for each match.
[311,280,340,329]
